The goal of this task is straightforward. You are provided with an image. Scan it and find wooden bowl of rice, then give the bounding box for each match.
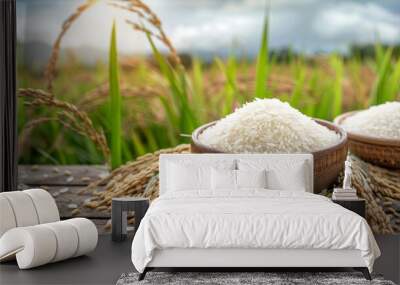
[335,111,400,169]
[191,119,348,193]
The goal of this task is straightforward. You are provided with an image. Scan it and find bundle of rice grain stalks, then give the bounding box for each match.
[81,144,190,214]
[351,154,400,234]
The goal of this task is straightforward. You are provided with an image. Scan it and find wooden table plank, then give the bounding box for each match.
[18,184,110,219]
[18,165,109,186]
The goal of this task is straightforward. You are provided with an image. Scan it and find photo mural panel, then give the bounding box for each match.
[16,0,400,234]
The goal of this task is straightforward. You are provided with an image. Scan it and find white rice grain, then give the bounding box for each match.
[199,98,340,153]
[341,101,400,139]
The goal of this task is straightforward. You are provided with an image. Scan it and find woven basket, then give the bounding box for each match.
[335,112,400,169]
[191,119,348,193]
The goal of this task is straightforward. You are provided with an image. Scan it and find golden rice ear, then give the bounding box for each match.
[350,154,399,234]
[44,0,97,92]
[18,88,110,163]
[110,0,182,68]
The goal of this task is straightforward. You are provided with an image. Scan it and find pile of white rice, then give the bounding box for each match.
[341,102,400,139]
[199,98,340,153]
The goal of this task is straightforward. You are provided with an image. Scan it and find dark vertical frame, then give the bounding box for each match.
[0,0,17,192]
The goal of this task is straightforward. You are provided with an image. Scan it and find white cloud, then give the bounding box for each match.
[313,2,400,44]
[171,15,259,52]
[17,0,400,61]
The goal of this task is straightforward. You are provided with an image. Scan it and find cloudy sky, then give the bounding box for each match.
[17,0,400,60]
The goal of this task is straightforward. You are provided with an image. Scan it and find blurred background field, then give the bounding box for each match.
[16,0,400,166]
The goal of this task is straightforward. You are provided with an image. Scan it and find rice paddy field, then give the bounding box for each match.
[17,0,400,168]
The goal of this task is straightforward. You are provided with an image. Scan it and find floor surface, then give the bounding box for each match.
[1,234,398,285]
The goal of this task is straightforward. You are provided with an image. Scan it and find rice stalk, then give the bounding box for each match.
[147,128,161,151]
[109,21,122,169]
[216,57,238,115]
[254,11,270,98]
[131,131,147,156]
[18,88,110,163]
[146,33,198,135]
[18,117,57,155]
[369,46,393,105]
[191,58,206,122]
[289,60,306,109]
[45,0,97,92]
[330,54,343,118]
[382,59,400,102]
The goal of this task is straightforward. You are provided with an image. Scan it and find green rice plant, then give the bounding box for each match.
[109,21,122,169]
[370,45,393,105]
[347,57,365,109]
[369,44,400,105]
[146,32,199,137]
[302,70,320,117]
[382,59,400,102]
[314,82,333,120]
[216,56,238,115]
[143,127,159,152]
[312,55,343,120]
[254,13,270,98]
[131,131,146,156]
[330,55,343,118]
[191,58,206,123]
[289,59,306,109]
